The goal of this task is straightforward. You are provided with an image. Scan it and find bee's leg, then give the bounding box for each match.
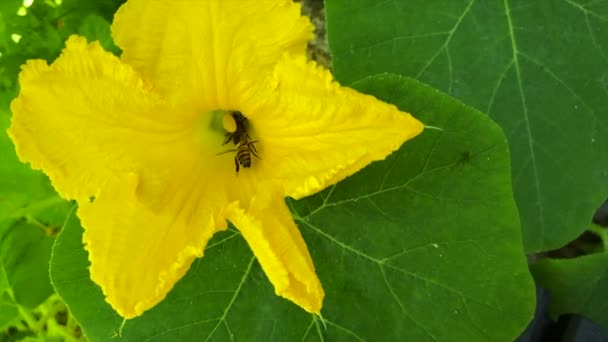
[223,132,234,145]
[234,156,240,175]
[249,142,262,159]
[216,148,237,156]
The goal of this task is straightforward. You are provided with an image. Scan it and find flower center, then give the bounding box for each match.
[216,110,260,174]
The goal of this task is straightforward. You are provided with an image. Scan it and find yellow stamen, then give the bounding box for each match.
[223,112,237,133]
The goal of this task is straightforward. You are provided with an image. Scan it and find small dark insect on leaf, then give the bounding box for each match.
[458,151,472,165]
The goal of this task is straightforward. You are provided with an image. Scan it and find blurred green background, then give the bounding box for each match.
[1,1,124,340]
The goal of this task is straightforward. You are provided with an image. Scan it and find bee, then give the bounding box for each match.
[232,134,260,173]
[217,111,261,174]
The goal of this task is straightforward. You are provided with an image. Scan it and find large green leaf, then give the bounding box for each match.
[50,75,534,341]
[531,252,608,328]
[326,0,608,253]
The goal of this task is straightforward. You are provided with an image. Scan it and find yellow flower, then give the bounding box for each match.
[8,0,423,319]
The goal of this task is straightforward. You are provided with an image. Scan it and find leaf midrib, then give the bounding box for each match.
[503,0,545,246]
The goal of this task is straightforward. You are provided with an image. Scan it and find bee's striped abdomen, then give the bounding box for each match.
[236,146,252,168]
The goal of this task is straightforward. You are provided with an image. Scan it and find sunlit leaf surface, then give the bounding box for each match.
[326,0,608,253]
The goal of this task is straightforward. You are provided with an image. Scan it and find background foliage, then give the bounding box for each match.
[0,0,606,341]
[326,0,608,253]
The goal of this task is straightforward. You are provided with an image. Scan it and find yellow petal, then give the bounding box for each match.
[112,0,313,110]
[79,173,226,319]
[8,35,217,208]
[244,56,425,199]
[226,187,323,313]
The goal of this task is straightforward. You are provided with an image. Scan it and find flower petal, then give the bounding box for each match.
[244,56,425,199]
[8,35,213,207]
[226,188,323,313]
[112,0,313,110]
[79,173,226,319]
[8,36,177,199]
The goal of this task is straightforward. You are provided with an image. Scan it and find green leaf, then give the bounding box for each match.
[77,14,120,55]
[50,75,534,341]
[0,0,21,44]
[0,11,8,50]
[60,0,127,23]
[0,220,55,309]
[531,252,608,328]
[0,225,18,329]
[0,299,18,330]
[326,0,608,253]
[0,0,21,18]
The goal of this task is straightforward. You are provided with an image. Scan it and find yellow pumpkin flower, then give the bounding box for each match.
[8,0,423,319]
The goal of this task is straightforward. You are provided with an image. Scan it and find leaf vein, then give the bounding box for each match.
[504,0,546,241]
[380,265,438,341]
[486,60,514,114]
[325,318,369,342]
[565,0,608,22]
[416,0,476,78]
[203,256,255,342]
[301,317,315,341]
[142,318,222,341]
